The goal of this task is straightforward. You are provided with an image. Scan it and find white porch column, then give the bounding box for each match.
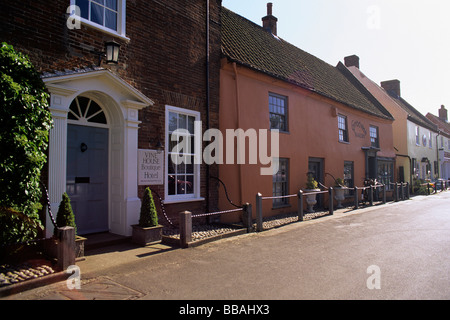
[45,97,71,237]
[122,100,148,236]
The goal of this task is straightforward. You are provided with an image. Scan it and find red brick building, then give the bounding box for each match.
[1,0,222,236]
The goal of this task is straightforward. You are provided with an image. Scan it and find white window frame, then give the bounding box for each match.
[164,105,203,204]
[269,93,288,132]
[272,158,289,208]
[338,114,349,143]
[415,126,420,145]
[429,132,433,149]
[370,125,379,148]
[71,0,129,41]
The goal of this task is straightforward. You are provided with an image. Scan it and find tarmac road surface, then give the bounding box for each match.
[4,192,450,301]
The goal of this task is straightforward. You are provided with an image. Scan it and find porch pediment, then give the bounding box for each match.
[42,67,154,110]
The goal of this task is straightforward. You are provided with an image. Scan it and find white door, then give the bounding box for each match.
[67,124,109,235]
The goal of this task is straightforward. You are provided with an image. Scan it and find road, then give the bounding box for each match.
[5,192,450,301]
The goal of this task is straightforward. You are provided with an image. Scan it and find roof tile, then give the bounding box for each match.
[221,7,393,120]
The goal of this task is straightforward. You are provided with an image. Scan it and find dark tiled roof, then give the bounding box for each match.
[383,90,438,132]
[426,113,450,136]
[221,7,393,120]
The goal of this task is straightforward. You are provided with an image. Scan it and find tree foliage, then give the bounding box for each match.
[0,42,53,244]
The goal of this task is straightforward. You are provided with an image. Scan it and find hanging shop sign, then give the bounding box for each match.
[138,149,164,185]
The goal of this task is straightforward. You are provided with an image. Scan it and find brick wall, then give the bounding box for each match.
[1,0,222,223]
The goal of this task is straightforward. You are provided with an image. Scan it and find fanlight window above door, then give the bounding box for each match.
[68,97,107,126]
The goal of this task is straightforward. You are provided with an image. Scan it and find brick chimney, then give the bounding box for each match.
[344,55,360,69]
[439,105,448,122]
[381,79,401,98]
[262,3,278,35]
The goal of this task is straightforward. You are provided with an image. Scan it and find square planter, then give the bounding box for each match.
[132,224,163,246]
[44,235,87,262]
[75,236,87,261]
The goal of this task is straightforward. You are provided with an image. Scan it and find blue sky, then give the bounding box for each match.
[222,0,450,118]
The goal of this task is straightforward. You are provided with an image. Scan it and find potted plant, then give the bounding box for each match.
[47,192,86,261]
[334,178,346,209]
[304,174,320,213]
[132,188,163,246]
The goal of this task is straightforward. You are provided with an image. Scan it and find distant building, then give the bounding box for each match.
[427,106,450,180]
[344,56,439,187]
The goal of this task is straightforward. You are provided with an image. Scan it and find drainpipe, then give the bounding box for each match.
[396,153,412,192]
[232,62,243,204]
[206,0,211,213]
[436,130,441,179]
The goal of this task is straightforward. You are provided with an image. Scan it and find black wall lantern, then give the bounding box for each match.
[105,40,120,64]
[95,40,121,65]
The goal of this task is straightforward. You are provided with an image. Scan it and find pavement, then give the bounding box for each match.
[1,191,449,301]
[0,236,176,300]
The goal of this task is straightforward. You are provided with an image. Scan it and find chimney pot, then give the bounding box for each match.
[262,2,278,35]
[344,55,360,69]
[381,80,401,98]
[439,105,448,122]
[267,2,273,15]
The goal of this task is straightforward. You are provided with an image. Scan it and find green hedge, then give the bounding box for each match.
[0,43,53,245]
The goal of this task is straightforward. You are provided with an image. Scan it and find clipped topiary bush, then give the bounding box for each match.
[54,193,77,236]
[138,188,159,228]
[413,179,428,195]
[305,174,319,190]
[0,42,53,245]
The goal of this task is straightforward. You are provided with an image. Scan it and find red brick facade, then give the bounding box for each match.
[1,0,222,227]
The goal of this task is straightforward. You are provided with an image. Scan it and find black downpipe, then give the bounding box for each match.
[205,0,211,213]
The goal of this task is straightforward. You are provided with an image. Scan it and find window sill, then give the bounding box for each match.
[80,19,130,42]
[163,197,205,205]
[339,140,350,144]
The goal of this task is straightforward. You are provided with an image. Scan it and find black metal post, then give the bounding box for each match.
[298,190,304,222]
[329,187,334,215]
